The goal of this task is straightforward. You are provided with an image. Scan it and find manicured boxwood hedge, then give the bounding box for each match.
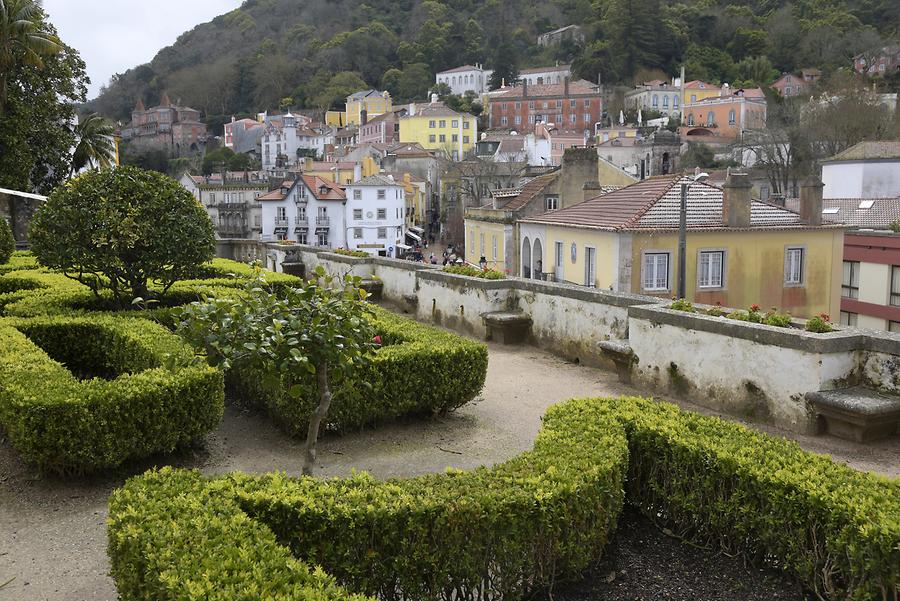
[227,306,489,436]
[108,397,899,601]
[0,250,39,275]
[0,315,224,473]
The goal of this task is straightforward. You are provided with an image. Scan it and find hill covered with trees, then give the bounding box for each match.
[90,0,898,126]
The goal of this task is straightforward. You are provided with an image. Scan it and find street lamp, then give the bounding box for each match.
[676,173,708,300]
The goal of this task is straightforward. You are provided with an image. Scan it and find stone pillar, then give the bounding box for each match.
[799,175,824,226]
[722,172,752,228]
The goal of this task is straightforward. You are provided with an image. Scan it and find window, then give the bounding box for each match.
[452,134,459,142]
[528,101,535,109]
[584,247,596,287]
[429,120,436,128]
[514,115,522,125]
[542,101,549,109]
[687,114,695,125]
[555,241,564,282]
[663,96,669,108]
[353,228,363,239]
[254,215,261,227]
[652,95,658,107]
[492,235,498,260]
[760,185,770,200]
[698,250,725,288]
[439,134,446,142]
[463,136,470,143]
[784,247,804,285]
[429,134,437,142]
[569,114,576,124]
[377,208,386,219]
[463,121,470,129]
[439,120,446,128]
[556,100,562,108]
[842,261,859,298]
[892,266,900,306]
[840,311,858,327]
[377,227,386,238]
[890,320,900,333]
[673,96,678,109]
[452,120,459,127]
[643,252,669,291]
[297,233,307,245]
[584,99,591,108]
[480,232,485,256]
[317,232,328,246]
[353,189,362,200]
[570,99,576,108]
[728,109,736,124]
[583,113,591,123]
[515,102,521,109]
[276,206,286,221]
[529,115,535,124]
[707,112,715,125]
[377,189,386,200]
[500,117,508,126]
[209,193,216,202]
[353,208,363,220]
[297,206,306,219]
[546,196,559,210]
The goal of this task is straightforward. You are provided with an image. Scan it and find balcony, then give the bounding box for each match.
[316,216,330,226]
[274,218,289,227]
[294,216,307,225]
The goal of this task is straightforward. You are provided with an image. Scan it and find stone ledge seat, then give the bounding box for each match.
[482,311,532,345]
[806,387,900,442]
[598,339,635,384]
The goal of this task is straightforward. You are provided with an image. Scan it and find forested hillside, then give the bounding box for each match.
[90,0,898,124]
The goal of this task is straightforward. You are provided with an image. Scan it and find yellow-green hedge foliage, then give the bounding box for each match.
[108,397,899,600]
[0,315,224,473]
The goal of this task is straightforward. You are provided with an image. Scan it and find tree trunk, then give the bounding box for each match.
[302,361,332,476]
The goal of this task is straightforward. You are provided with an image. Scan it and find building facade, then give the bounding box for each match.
[344,175,408,257]
[624,80,681,115]
[357,109,404,145]
[260,113,333,171]
[487,79,602,135]
[435,64,491,95]
[681,88,767,140]
[346,90,392,126]
[853,45,900,75]
[223,117,266,154]
[397,98,478,160]
[821,141,900,199]
[120,94,207,156]
[518,65,572,86]
[258,176,347,247]
[536,25,584,47]
[770,70,821,97]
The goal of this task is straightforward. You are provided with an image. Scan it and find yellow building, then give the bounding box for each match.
[682,80,721,107]
[325,110,346,127]
[299,156,378,185]
[398,99,478,161]
[517,174,844,318]
[345,90,392,126]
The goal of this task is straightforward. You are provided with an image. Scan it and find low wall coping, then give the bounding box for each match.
[372,257,439,272]
[511,278,658,308]
[417,269,514,290]
[317,252,375,265]
[628,304,868,353]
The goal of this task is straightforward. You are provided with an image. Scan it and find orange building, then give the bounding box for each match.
[680,88,767,140]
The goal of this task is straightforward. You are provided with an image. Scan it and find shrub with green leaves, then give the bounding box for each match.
[0,217,14,264]
[108,396,899,601]
[332,248,371,258]
[806,313,835,333]
[28,166,216,307]
[0,314,224,473]
[443,264,506,279]
[669,298,695,312]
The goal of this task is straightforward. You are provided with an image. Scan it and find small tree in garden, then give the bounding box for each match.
[0,217,13,263]
[178,266,376,475]
[29,166,215,306]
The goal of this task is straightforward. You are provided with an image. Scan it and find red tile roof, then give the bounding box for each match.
[302,175,346,200]
[499,172,558,211]
[494,79,599,99]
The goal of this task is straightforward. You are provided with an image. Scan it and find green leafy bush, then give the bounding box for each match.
[443,264,506,279]
[763,308,793,328]
[222,305,487,436]
[669,298,695,312]
[706,302,725,317]
[332,248,371,258]
[0,315,224,473]
[0,250,38,275]
[805,313,835,333]
[108,396,899,601]
[28,166,216,306]
[0,217,13,264]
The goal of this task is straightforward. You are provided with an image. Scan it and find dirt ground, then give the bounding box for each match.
[1,339,898,601]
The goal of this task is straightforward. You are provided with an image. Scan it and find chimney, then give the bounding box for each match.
[564,76,569,97]
[799,175,824,226]
[522,78,528,99]
[722,172,752,228]
[360,109,368,126]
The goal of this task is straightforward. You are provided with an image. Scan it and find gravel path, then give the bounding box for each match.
[1,338,898,600]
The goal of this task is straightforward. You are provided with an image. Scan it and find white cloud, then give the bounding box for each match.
[42,0,243,99]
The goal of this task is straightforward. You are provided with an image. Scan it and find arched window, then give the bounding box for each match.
[663,96,669,108]
[522,237,532,279]
[532,239,543,280]
[674,96,679,109]
[652,95,658,107]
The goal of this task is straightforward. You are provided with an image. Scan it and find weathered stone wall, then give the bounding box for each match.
[218,240,900,434]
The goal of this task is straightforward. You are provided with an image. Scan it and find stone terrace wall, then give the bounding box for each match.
[222,242,900,434]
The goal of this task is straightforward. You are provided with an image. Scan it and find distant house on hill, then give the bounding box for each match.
[536,25,584,47]
[120,94,207,157]
[771,69,821,97]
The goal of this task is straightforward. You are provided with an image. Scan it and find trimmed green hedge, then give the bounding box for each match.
[228,306,488,436]
[0,315,224,473]
[108,397,899,600]
[0,250,39,275]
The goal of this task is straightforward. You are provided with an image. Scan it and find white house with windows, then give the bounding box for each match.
[261,113,334,171]
[435,64,492,95]
[624,79,681,116]
[516,173,843,318]
[518,64,572,86]
[258,175,347,248]
[344,174,408,257]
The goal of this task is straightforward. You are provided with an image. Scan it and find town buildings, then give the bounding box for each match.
[344,175,409,257]
[537,25,584,47]
[624,79,681,116]
[179,172,267,240]
[345,90,392,126]
[853,45,900,75]
[223,117,266,154]
[487,78,602,135]
[397,96,478,160]
[680,87,767,141]
[258,175,346,247]
[357,109,404,145]
[517,173,843,318]
[120,94,207,156]
[260,113,333,171]
[435,64,491,95]
[821,141,900,199]
[518,65,572,86]
[770,69,821,97]
[681,80,721,105]
[596,129,681,179]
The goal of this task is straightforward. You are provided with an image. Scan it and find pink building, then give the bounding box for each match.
[121,93,207,156]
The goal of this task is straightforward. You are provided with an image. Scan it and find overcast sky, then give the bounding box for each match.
[43,0,244,99]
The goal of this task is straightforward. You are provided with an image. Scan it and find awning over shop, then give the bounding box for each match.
[409,226,425,234]
[405,231,422,242]
[274,227,288,234]
[395,243,412,250]
[294,226,308,233]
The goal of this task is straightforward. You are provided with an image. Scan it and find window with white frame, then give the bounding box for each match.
[317,232,328,246]
[353,228,363,239]
[276,206,286,221]
[492,235,498,260]
[353,189,362,200]
[353,208,363,220]
[439,120,446,128]
[469,229,475,255]
[298,233,307,245]
[377,189,386,200]
[643,252,669,291]
[784,247,804,285]
[377,208,386,219]
[891,266,900,306]
[452,120,459,127]
[377,227,386,238]
[842,261,859,298]
[430,134,437,142]
[840,311,858,326]
[429,120,436,128]
[698,250,725,288]
[463,121,470,129]
[546,196,559,210]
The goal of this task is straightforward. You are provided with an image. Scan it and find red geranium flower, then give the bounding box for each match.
[750,304,760,312]
[373,335,382,345]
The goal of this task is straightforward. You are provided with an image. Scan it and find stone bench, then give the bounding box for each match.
[598,339,636,384]
[482,311,532,345]
[806,387,900,442]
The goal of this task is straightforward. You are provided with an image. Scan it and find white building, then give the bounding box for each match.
[624,79,682,116]
[344,175,408,257]
[821,141,900,199]
[258,175,347,247]
[261,113,334,171]
[518,65,572,86]
[435,64,492,96]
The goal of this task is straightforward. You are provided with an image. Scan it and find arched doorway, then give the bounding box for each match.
[522,236,531,278]
[532,239,543,280]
